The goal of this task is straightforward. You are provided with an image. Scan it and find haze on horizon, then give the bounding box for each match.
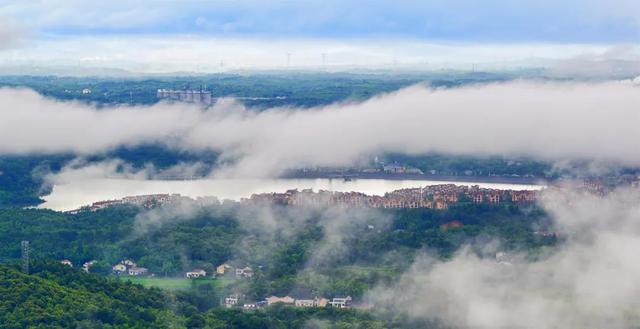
[0,0,638,74]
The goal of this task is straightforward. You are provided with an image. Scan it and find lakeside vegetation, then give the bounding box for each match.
[0,148,559,209]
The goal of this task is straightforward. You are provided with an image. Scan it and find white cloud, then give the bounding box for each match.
[3,81,640,177]
[548,45,640,78]
[0,20,25,50]
[44,159,208,184]
[367,186,640,328]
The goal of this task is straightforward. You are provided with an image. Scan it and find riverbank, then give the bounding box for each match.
[283,172,547,185]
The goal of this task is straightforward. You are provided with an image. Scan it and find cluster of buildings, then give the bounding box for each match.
[61,256,257,281]
[224,294,353,310]
[182,265,254,279]
[216,263,254,279]
[381,164,424,174]
[87,194,189,211]
[243,184,538,210]
[112,259,149,276]
[157,89,213,105]
[290,163,424,178]
[60,259,96,273]
[80,184,538,214]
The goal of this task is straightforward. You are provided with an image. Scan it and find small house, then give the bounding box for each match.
[122,259,136,267]
[112,263,126,274]
[235,266,253,278]
[216,263,231,275]
[295,299,315,307]
[186,269,207,278]
[315,297,329,307]
[330,296,352,308]
[82,260,96,273]
[128,266,149,276]
[266,296,295,305]
[225,294,239,308]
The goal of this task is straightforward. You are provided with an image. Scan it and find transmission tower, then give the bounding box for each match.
[21,240,29,274]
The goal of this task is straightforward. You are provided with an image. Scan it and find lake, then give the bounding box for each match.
[40,177,546,211]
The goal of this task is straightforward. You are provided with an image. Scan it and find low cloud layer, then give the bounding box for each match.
[3,80,640,177]
[45,159,208,184]
[548,45,640,79]
[368,187,640,328]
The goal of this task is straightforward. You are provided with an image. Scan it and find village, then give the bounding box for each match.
[57,246,538,313]
[222,294,356,311]
[84,193,194,212]
[58,258,359,311]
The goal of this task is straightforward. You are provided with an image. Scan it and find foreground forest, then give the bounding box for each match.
[2,261,430,329]
[0,201,557,326]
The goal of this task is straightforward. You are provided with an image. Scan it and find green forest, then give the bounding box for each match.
[0,199,556,328]
[0,72,509,108]
[2,261,432,329]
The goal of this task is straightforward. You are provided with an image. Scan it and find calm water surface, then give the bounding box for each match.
[40,178,545,211]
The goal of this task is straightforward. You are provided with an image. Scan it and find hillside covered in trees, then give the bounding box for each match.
[0,201,556,304]
[0,261,445,329]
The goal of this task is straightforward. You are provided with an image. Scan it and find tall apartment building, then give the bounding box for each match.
[157,88,213,105]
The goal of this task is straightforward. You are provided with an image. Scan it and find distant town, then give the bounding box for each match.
[79,183,539,213]
[75,175,640,214]
[243,184,538,209]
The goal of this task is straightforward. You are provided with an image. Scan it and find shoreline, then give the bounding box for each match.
[282,172,548,186]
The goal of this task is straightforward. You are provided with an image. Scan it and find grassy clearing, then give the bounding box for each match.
[340,265,398,276]
[121,276,221,290]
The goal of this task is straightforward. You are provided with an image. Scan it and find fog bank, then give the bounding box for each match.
[367,187,640,328]
[3,80,640,177]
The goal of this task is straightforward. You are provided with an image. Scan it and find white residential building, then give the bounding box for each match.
[128,267,149,276]
[82,260,96,273]
[225,294,239,308]
[235,266,253,278]
[329,296,352,308]
[295,299,315,307]
[266,296,295,305]
[186,269,207,278]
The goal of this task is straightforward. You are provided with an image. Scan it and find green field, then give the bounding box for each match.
[121,276,222,290]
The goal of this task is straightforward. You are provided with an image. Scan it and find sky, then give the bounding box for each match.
[2,0,639,41]
[0,0,638,72]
